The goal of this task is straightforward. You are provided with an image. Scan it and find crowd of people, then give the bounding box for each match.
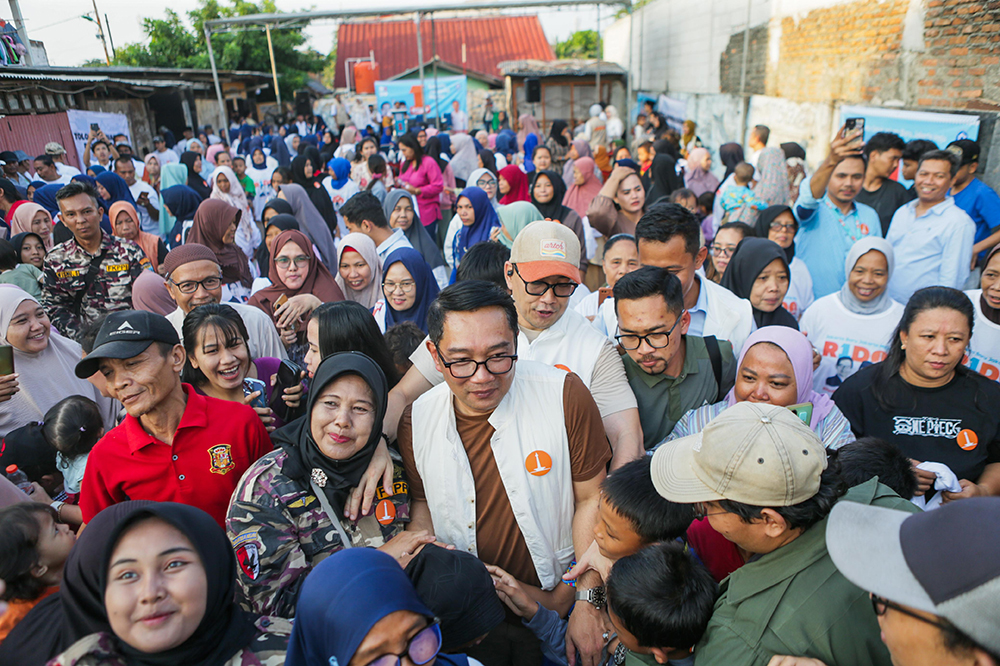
[0,98,998,666]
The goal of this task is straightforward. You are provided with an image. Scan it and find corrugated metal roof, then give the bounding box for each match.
[334,15,554,89]
[499,59,628,77]
[0,71,209,88]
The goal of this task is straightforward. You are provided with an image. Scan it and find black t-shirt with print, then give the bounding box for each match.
[834,363,1000,483]
[855,178,912,236]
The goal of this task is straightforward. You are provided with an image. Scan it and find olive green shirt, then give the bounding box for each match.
[692,479,920,666]
[623,336,736,450]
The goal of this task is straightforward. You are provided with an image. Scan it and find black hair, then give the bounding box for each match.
[455,241,510,287]
[366,154,388,192]
[79,315,107,355]
[114,155,134,169]
[42,396,104,459]
[232,155,246,165]
[356,136,379,163]
[601,456,694,542]
[0,503,59,601]
[606,542,718,651]
[399,133,425,171]
[604,233,638,256]
[385,321,427,375]
[33,154,55,168]
[696,191,714,210]
[752,125,770,145]
[833,437,917,498]
[635,202,702,257]
[180,303,251,387]
[734,163,755,183]
[902,139,939,162]
[340,191,389,229]
[873,286,976,412]
[718,464,847,531]
[533,144,552,159]
[427,281,518,346]
[918,149,960,178]
[614,266,685,317]
[55,180,100,207]
[863,132,905,157]
[90,139,110,151]
[668,188,696,204]
[941,620,1000,664]
[0,237,16,271]
[836,153,868,171]
[272,166,292,184]
[310,301,400,388]
[717,221,755,238]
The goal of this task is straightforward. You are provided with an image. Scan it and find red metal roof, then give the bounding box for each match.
[334,15,554,89]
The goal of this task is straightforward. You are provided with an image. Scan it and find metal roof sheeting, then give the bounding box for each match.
[334,15,554,88]
[499,59,628,77]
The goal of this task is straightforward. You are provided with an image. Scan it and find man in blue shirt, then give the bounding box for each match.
[946,139,1000,264]
[886,150,975,303]
[794,125,881,298]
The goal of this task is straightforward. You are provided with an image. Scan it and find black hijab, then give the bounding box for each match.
[262,197,294,218]
[753,205,797,262]
[425,136,449,173]
[720,237,799,330]
[272,352,388,510]
[549,120,569,147]
[478,149,498,177]
[291,154,338,235]
[179,151,212,199]
[101,503,260,666]
[531,170,572,223]
[0,501,156,666]
[255,213,301,279]
[646,153,683,205]
[719,143,745,182]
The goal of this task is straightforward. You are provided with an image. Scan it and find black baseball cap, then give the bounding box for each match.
[0,151,18,165]
[75,310,180,378]
[946,139,980,166]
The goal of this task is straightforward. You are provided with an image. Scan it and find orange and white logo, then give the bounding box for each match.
[554,364,571,373]
[957,429,979,451]
[526,450,552,476]
[375,499,396,525]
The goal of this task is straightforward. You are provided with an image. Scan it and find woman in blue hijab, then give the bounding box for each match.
[95,170,136,208]
[269,132,293,168]
[451,186,499,279]
[378,247,440,333]
[286,548,441,666]
[161,184,204,248]
[31,183,62,218]
[522,133,539,173]
[496,129,518,163]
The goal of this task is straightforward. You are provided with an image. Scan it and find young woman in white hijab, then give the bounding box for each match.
[0,286,117,435]
[210,165,262,264]
[449,133,479,184]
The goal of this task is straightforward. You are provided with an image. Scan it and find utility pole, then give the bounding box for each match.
[265,24,283,109]
[90,0,111,64]
[7,0,33,66]
[105,13,115,59]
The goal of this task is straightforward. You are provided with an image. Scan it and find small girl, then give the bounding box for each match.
[43,396,104,526]
[366,153,388,204]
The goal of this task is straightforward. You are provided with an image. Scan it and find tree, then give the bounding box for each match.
[107,0,328,101]
[555,30,601,59]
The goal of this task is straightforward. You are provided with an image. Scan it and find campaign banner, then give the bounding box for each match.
[374,75,468,122]
[66,109,132,171]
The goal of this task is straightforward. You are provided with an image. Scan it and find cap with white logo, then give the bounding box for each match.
[75,310,181,378]
[509,220,581,283]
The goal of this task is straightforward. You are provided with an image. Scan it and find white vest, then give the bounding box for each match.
[520,307,606,388]
[411,361,576,589]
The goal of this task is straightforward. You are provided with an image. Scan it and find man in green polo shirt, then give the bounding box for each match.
[613,266,735,449]
[651,402,918,666]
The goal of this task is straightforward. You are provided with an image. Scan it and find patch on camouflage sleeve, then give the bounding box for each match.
[232,527,262,580]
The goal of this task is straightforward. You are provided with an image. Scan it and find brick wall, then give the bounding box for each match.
[918,0,1000,110]
[720,25,768,95]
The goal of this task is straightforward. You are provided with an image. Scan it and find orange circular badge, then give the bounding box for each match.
[554,364,571,373]
[525,450,553,476]
[375,499,397,525]
[957,429,979,451]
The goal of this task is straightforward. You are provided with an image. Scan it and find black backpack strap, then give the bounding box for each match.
[704,335,724,401]
[71,247,110,318]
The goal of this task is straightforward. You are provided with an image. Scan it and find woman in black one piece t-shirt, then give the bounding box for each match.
[835,287,1000,498]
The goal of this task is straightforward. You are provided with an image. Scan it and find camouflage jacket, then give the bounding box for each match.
[48,616,291,666]
[39,232,147,341]
[227,448,411,618]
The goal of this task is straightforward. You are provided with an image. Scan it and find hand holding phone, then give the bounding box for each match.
[787,402,814,426]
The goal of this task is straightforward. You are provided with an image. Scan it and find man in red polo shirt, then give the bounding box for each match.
[75,310,271,527]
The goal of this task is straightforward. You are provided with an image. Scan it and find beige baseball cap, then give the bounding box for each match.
[509,219,581,283]
[651,402,827,506]
[44,142,67,155]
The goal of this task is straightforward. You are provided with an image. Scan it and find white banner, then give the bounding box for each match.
[65,109,132,171]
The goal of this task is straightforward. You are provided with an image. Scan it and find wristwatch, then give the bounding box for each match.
[575,585,606,610]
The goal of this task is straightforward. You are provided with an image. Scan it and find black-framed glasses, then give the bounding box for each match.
[274,254,310,268]
[513,265,577,298]
[435,344,518,379]
[367,621,442,666]
[870,595,950,631]
[769,221,797,232]
[693,502,730,521]
[615,315,682,351]
[168,276,222,294]
[710,244,737,257]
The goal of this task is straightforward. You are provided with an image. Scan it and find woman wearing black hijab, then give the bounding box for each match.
[721,236,799,329]
[179,151,212,200]
[47,502,288,666]
[646,151,684,205]
[227,352,420,618]
[478,148,498,177]
[290,154,339,236]
[718,142,746,183]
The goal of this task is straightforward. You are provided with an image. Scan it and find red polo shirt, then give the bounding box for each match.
[80,384,272,527]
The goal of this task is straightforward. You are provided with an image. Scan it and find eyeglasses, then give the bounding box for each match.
[383,280,416,294]
[367,622,442,666]
[435,345,518,379]
[169,276,222,294]
[710,244,737,257]
[693,502,730,521]
[615,315,682,351]
[870,595,951,631]
[513,265,577,298]
[477,177,495,189]
[769,221,797,232]
[274,255,310,268]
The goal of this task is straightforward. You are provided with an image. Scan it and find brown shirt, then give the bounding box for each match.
[399,372,610,587]
[586,194,639,237]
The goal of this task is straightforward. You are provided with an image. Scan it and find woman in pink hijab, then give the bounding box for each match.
[563,156,604,218]
[517,114,542,152]
[683,147,720,197]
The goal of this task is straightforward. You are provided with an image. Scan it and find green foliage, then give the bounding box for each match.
[555,30,601,60]
[110,0,329,100]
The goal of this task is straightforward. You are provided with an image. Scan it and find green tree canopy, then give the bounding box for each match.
[555,30,601,59]
[107,0,328,101]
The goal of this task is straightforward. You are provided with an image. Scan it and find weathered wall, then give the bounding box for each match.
[82,98,154,154]
[720,25,769,95]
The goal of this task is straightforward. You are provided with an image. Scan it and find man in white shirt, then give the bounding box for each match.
[114,142,145,178]
[161,244,287,360]
[115,156,161,237]
[204,126,223,145]
[450,100,469,132]
[886,150,976,304]
[340,192,413,266]
[746,124,769,169]
[636,202,754,354]
[44,143,80,178]
[151,135,179,166]
[32,154,71,185]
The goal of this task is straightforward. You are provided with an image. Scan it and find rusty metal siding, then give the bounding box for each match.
[0,112,80,168]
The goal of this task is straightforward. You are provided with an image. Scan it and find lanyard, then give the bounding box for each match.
[823,198,870,242]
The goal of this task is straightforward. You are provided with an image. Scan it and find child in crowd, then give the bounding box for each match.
[697,191,716,243]
[366,153,389,203]
[718,163,767,223]
[232,155,256,198]
[605,542,718,666]
[43,396,105,525]
[0,504,76,641]
[637,141,654,180]
[384,321,425,378]
[834,437,918,499]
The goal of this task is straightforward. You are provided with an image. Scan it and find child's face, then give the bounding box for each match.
[637,147,650,163]
[35,512,76,582]
[593,495,647,561]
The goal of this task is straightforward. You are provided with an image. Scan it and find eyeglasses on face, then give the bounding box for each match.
[169,276,222,294]
[870,595,950,631]
[513,264,577,298]
[383,280,416,294]
[710,244,737,258]
[274,255,310,268]
[769,221,797,232]
[434,345,518,379]
[367,622,442,666]
[615,314,682,351]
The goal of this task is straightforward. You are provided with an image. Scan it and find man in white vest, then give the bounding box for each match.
[635,202,755,355]
[399,281,611,666]
[386,220,643,468]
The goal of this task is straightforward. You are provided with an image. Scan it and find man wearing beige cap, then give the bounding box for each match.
[44,142,81,179]
[651,401,917,666]
[388,219,643,469]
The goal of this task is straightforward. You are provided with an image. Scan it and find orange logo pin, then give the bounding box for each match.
[554,364,571,373]
[526,450,552,476]
[375,499,396,525]
[957,429,979,451]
